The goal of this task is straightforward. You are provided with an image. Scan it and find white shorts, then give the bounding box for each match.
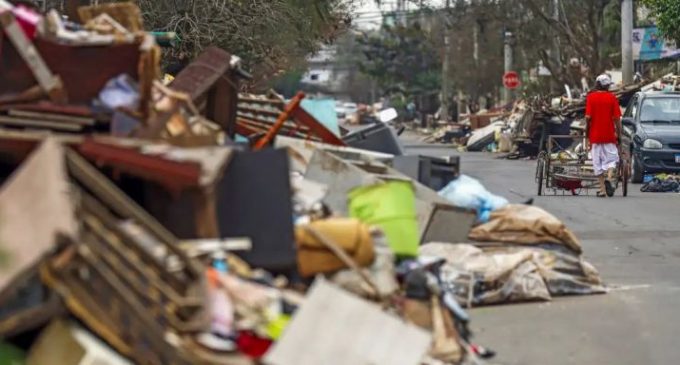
[592,143,619,176]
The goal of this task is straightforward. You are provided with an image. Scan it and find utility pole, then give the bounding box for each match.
[504,30,515,104]
[441,0,451,122]
[551,0,561,92]
[622,0,634,85]
[473,21,480,66]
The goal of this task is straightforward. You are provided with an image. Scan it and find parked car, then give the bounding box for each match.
[335,101,347,118]
[622,91,680,183]
[343,102,358,117]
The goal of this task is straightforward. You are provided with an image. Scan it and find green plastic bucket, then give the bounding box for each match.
[348,180,419,257]
[0,343,25,365]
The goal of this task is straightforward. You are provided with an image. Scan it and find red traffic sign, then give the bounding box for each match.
[503,71,520,89]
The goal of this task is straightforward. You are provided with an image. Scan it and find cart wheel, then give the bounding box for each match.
[537,159,545,196]
[621,160,629,197]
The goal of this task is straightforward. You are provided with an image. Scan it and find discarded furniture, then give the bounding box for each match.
[306,150,476,244]
[0,21,143,105]
[166,47,240,138]
[216,148,297,273]
[392,155,460,191]
[236,92,345,147]
[275,135,392,174]
[342,123,404,155]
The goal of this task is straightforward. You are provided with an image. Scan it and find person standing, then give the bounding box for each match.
[448,96,459,123]
[585,74,622,197]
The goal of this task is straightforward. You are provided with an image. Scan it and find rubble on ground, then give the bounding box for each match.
[414,81,647,156]
[0,3,607,365]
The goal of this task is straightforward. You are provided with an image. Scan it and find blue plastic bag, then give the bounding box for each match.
[438,175,509,223]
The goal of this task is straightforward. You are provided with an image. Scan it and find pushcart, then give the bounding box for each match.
[536,135,629,196]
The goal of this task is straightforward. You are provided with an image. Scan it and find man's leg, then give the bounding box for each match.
[598,174,607,195]
[592,144,607,195]
[607,167,617,182]
[604,144,620,196]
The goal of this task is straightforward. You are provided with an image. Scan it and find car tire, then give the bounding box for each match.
[631,153,643,184]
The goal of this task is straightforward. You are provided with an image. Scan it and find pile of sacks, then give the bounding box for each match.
[421,204,604,306]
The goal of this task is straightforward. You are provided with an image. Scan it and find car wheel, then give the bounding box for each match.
[631,153,643,184]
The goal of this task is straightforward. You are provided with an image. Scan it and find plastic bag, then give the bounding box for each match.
[99,74,140,110]
[438,175,508,222]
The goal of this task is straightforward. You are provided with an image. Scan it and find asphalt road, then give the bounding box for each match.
[404,145,680,365]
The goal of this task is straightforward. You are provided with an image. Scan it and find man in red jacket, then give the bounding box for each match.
[585,74,622,197]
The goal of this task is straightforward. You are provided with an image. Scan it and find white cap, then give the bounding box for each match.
[596,74,613,87]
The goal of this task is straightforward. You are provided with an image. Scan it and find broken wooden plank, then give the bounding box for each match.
[9,109,95,126]
[0,115,83,131]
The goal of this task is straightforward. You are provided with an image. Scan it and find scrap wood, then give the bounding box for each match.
[83,13,131,35]
[0,84,43,105]
[0,23,142,104]
[0,11,66,103]
[8,109,95,126]
[33,147,213,364]
[0,264,66,339]
[77,139,202,193]
[167,47,238,136]
[254,92,306,150]
[77,2,143,33]
[0,115,83,132]
[0,102,95,118]
[0,291,64,339]
[63,147,203,276]
[237,92,345,147]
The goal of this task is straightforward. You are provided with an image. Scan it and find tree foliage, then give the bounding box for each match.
[641,0,680,45]
[514,0,619,89]
[40,0,355,86]
[357,23,441,103]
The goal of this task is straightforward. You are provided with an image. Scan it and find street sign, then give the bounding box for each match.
[503,71,520,89]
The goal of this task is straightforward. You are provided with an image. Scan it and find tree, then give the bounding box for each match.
[513,0,620,90]
[40,0,356,87]
[641,0,680,44]
[357,22,442,112]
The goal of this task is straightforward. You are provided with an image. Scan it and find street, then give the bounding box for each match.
[406,146,680,365]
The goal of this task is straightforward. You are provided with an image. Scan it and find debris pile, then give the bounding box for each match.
[504,84,641,159]
[415,82,643,156]
[640,174,680,193]
[0,3,607,365]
